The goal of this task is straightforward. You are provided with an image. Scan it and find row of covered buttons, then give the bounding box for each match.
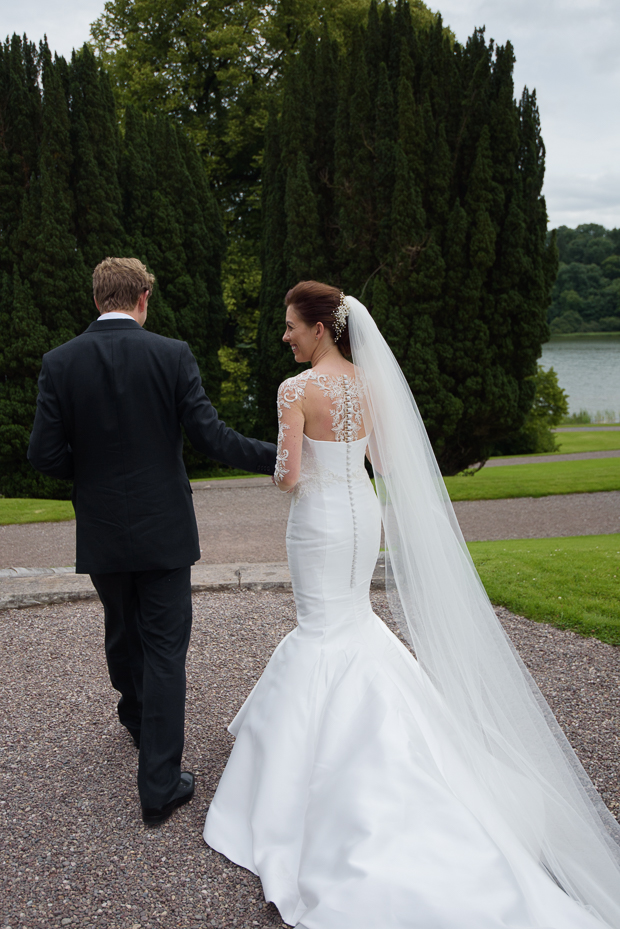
[343,375,358,585]
[342,374,355,443]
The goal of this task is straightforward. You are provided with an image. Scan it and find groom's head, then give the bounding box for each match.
[93,257,155,314]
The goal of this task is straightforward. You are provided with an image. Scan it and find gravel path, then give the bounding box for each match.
[0,480,290,570]
[1,590,618,929]
[2,484,620,570]
[455,490,620,540]
[0,521,78,570]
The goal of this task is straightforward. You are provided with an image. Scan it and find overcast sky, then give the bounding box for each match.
[2,0,619,231]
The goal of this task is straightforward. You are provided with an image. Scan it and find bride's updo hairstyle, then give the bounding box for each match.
[285,280,351,356]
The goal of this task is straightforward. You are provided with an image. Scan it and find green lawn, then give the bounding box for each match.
[528,430,620,455]
[0,498,75,525]
[552,429,620,455]
[445,457,620,501]
[469,534,620,646]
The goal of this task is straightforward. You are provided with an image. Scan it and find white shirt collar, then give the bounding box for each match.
[97,312,136,321]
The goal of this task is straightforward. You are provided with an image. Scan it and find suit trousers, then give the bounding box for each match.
[90,566,192,809]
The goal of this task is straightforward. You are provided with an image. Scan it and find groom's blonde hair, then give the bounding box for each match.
[93,257,155,312]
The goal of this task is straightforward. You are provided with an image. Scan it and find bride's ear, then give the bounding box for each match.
[315,321,324,340]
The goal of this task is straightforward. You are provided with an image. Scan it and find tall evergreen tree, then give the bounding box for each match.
[0,37,227,497]
[256,2,556,473]
[255,108,289,424]
[0,36,41,272]
[70,46,125,268]
[12,46,92,340]
[120,110,226,399]
[335,31,376,291]
[0,270,72,497]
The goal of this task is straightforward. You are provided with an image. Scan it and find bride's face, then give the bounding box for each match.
[283,305,317,363]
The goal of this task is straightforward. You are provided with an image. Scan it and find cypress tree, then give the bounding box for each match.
[335,31,375,291]
[0,270,71,497]
[0,35,41,274]
[364,1,383,99]
[256,9,557,471]
[20,45,92,340]
[120,106,156,251]
[313,27,339,247]
[255,107,289,438]
[0,36,227,495]
[397,53,425,188]
[432,199,470,460]
[285,154,326,286]
[119,107,227,406]
[145,118,191,333]
[69,45,125,268]
[280,48,314,170]
[512,87,554,384]
[374,62,396,257]
[178,126,227,397]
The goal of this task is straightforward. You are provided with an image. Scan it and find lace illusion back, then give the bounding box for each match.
[275,370,369,502]
[277,369,367,443]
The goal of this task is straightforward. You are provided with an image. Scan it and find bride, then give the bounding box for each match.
[203,281,620,928]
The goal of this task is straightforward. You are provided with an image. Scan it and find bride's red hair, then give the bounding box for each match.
[285,281,351,356]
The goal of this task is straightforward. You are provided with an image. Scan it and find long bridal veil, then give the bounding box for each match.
[347,295,620,926]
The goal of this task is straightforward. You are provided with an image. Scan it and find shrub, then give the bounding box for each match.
[491,366,568,456]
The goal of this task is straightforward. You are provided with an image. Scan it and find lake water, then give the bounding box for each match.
[540,336,620,420]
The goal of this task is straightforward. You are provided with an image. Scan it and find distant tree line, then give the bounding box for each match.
[548,224,620,334]
[0,37,226,498]
[256,1,556,474]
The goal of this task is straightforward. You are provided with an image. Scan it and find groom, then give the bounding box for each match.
[28,257,276,825]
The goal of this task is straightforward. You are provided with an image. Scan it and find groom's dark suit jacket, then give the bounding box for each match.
[28,318,276,574]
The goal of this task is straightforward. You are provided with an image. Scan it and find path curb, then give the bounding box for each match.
[0,558,387,610]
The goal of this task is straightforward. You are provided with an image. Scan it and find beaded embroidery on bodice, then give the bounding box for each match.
[274,369,367,492]
[277,369,365,442]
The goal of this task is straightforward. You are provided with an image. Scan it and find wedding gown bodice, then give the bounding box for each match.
[294,432,368,497]
[204,370,606,929]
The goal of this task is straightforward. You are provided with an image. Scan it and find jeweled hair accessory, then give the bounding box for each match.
[333,292,349,342]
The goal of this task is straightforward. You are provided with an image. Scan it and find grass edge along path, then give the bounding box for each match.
[446,457,620,501]
[469,534,620,646]
[0,498,75,526]
[0,473,264,525]
[3,457,620,523]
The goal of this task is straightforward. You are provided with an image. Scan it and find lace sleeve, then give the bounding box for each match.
[274,378,305,491]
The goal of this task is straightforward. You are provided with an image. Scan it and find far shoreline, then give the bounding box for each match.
[545,332,620,342]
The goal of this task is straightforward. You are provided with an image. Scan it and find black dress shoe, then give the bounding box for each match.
[141,772,195,826]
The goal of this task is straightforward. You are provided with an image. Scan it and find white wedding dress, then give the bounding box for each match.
[203,370,608,929]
